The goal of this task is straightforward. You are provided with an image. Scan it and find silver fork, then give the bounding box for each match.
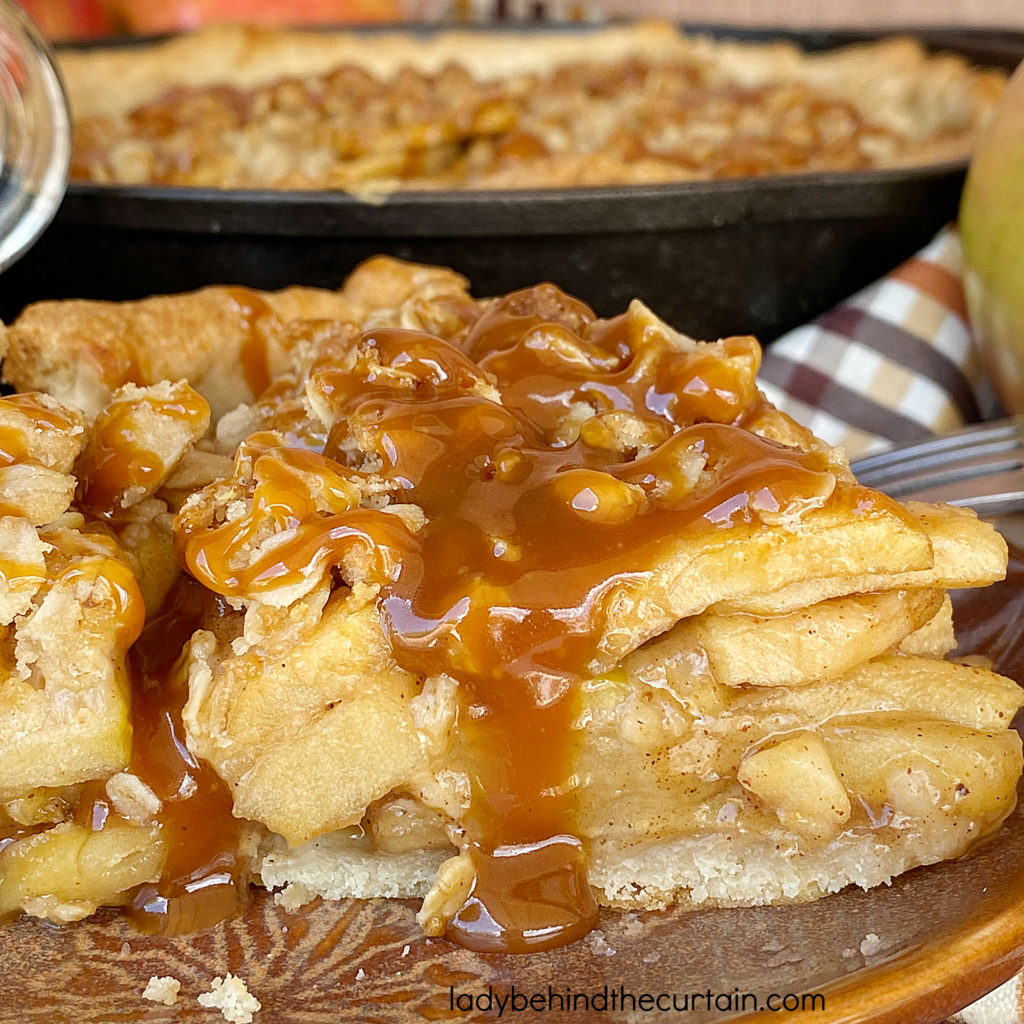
[851,417,1024,515]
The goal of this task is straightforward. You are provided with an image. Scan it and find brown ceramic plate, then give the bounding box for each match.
[2,528,1024,1024]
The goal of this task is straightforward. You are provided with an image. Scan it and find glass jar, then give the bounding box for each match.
[0,0,70,273]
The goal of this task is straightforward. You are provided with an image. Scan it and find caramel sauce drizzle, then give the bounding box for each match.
[0,392,81,467]
[76,384,210,519]
[72,577,249,935]
[125,579,249,934]
[60,554,148,651]
[226,287,284,400]
[176,286,852,951]
[0,393,79,589]
[182,441,414,597]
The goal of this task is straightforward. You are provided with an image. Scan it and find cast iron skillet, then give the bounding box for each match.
[1,26,1021,341]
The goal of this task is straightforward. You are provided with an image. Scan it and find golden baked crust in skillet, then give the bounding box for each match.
[62,22,1004,192]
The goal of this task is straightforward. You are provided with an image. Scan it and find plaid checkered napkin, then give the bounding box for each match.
[758,225,1003,460]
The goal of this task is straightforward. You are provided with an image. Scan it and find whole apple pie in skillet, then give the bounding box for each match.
[0,258,1019,951]
[62,22,1004,192]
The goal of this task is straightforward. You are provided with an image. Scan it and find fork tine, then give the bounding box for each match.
[850,416,1024,515]
[887,471,1024,516]
[851,418,1023,482]
[860,453,1024,497]
[856,442,1024,490]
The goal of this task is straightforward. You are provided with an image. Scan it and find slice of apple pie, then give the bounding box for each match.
[0,257,1020,950]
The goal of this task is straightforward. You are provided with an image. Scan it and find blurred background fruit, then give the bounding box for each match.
[16,0,113,38]
[105,0,402,33]
[16,0,402,38]
[961,59,1024,414]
